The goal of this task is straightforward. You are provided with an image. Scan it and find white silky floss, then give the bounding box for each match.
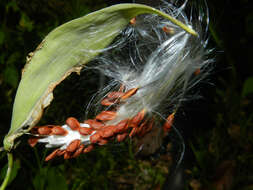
[38,124,95,150]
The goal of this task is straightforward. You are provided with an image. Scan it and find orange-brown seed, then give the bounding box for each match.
[113,119,129,133]
[194,68,201,75]
[101,98,116,106]
[107,91,124,99]
[45,149,59,161]
[51,126,68,136]
[97,138,108,146]
[100,126,114,138]
[90,133,101,143]
[136,120,148,136]
[162,26,175,34]
[28,138,39,147]
[64,151,72,160]
[57,150,66,156]
[38,126,52,135]
[66,117,80,130]
[79,127,93,136]
[131,109,146,126]
[84,119,104,129]
[95,111,116,121]
[83,144,94,153]
[121,88,138,100]
[66,139,81,152]
[116,133,128,142]
[72,144,85,158]
[130,17,136,25]
[129,127,138,138]
[163,113,174,132]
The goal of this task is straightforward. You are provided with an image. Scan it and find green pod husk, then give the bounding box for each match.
[3,3,196,151]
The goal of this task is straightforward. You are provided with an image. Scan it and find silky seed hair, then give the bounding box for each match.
[86,0,212,125]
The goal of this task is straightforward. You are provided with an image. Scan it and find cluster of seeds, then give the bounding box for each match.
[28,85,174,161]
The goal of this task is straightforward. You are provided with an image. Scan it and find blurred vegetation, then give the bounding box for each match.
[0,0,253,190]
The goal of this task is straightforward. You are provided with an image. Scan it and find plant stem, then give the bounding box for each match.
[0,153,13,190]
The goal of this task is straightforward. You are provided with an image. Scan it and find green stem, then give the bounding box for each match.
[0,153,13,190]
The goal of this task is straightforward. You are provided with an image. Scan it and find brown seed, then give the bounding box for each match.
[116,133,128,142]
[84,119,104,129]
[83,144,94,153]
[162,26,175,34]
[129,127,138,138]
[121,88,138,100]
[72,144,85,158]
[79,127,93,135]
[64,151,72,159]
[136,120,148,136]
[144,119,154,133]
[45,149,59,161]
[66,139,81,152]
[194,68,201,75]
[130,17,136,25]
[90,133,101,143]
[30,126,39,134]
[131,109,146,126]
[38,126,52,135]
[51,126,68,136]
[66,117,80,130]
[163,113,174,132]
[96,111,116,121]
[101,98,116,106]
[28,138,39,147]
[97,138,108,146]
[100,126,114,138]
[113,119,129,133]
[57,150,66,156]
[107,91,124,99]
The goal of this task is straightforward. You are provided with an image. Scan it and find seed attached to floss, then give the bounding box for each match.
[101,98,116,106]
[37,126,52,135]
[121,88,138,100]
[116,133,128,142]
[72,144,85,158]
[51,126,68,136]
[84,119,104,129]
[79,127,93,135]
[194,68,201,75]
[97,138,108,146]
[45,149,59,162]
[129,127,138,138]
[66,117,80,130]
[28,138,39,147]
[64,151,72,160]
[136,120,148,137]
[100,126,114,138]
[107,91,124,99]
[57,150,66,156]
[131,109,146,126]
[90,133,101,144]
[163,113,175,132]
[95,111,116,121]
[162,25,175,34]
[130,17,136,25]
[66,139,81,152]
[83,144,94,153]
[114,119,129,133]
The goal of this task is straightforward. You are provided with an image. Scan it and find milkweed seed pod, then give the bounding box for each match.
[28,0,212,161]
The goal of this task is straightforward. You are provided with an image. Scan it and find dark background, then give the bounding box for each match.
[0,0,252,189]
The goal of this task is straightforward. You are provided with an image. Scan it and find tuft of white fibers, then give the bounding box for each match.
[88,0,213,125]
